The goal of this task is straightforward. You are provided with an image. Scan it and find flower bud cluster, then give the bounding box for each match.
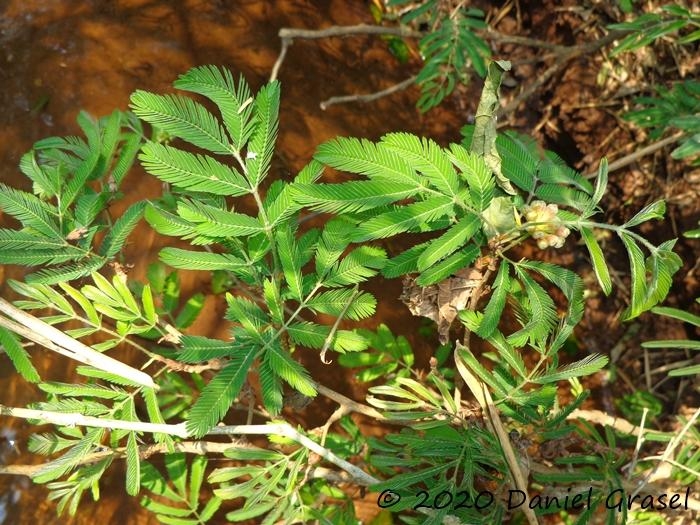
[522,200,570,249]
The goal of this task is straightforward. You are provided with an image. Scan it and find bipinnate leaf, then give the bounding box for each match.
[129,91,231,154]
[533,354,609,383]
[352,196,454,242]
[416,244,479,286]
[177,199,263,238]
[292,181,419,214]
[144,203,194,238]
[448,144,495,211]
[624,200,666,228]
[417,214,480,271]
[245,80,280,188]
[139,141,250,196]
[323,245,386,287]
[475,260,509,339]
[258,359,284,415]
[592,157,608,207]
[33,428,105,483]
[178,335,236,363]
[508,268,558,346]
[159,247,246,271]
[99,200,146,257]
[381,133,460,196]
[265,345,316,397]
[0,184,62,240]
[25,258,106,285]
[619,233,647,320]
[314,137,420,186]
[380,244,430,281]
[186,346,257,438]
[306,289,377,321]
[174,65,255,151]
[275,227,303,300]
[125,432,141,496]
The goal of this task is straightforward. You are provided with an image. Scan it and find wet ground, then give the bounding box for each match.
[0,1,698,524]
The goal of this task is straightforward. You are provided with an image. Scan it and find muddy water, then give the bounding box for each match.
[0,1,470,523]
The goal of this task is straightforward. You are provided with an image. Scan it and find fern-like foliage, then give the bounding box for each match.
[367,422,506,524]
[609,4,700,55]
[26,363,170,511]
[131,67,389,437]
[0,62,688,525]
[209,446,311,523]
[0,110,145,283]
[624,80,700,164]
[141,454,222,525]
[385,0,490,111]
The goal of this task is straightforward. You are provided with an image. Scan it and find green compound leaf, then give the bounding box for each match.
[0,326,40,383]
[352,196,454,242]
[292,180,420,214]
[265,344,317,397]
[25,258,106,285]
[448,143,495,211]
[475,260,510,339]
[99,200,146,257]
[130,91,231,155]
[174,65,256,151]
[381,241,431,279]
[306,289,377,321]
[533,354,609,384]
[416,244,479,286]
[141,454,222,523]
[125,432,141,496]
[139,141,250,196]
[624,200,666,228]
[381,133,460,196]
[245,80,280,188]
[177,199,263,238]
[417,213,480,271]
[186,347,257,438]
[508,267,558,347]
[159,248,246,271]
[323,245,387,288]
[314,137,421,187]
[275,226,303,301]
[258,358,284,415]
[144,203,195,238]
[177,335,236,363]
[0,183,62,240]
[592,157,608,207]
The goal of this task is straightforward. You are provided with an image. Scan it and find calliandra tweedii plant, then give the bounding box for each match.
[0,61,693,525]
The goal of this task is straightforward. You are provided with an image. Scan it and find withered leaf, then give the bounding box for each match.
[400,268,483,344]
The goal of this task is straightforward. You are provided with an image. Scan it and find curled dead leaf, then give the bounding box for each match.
[400,267,483,344]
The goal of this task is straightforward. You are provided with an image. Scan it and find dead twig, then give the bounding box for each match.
[583,131,686,179]
[320,75,417,110]
[499,30,626,117]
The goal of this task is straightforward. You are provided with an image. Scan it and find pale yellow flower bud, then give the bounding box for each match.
[522,200,570,249]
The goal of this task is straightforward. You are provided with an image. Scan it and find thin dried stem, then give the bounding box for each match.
[320,75,417,110]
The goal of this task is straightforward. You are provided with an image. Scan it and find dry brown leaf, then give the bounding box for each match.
[400,268,483,344]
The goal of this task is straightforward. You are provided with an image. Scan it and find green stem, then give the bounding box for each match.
[572,220,658,253]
